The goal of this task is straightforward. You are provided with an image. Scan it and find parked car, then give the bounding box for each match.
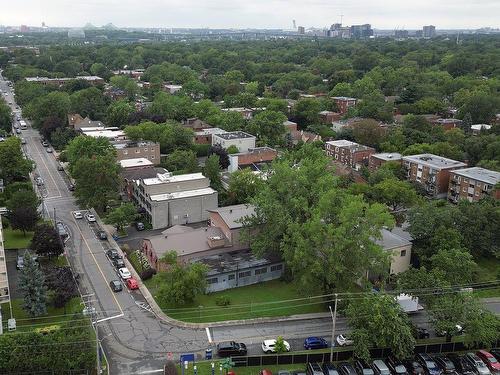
[434,356,457,374]
[476,351,500,373]
[35,177,44,186]
[107,249,121,260]
[403,360,425,375]
[261,339,290,353]
[118,267,131,280]
[490,349,500,362]
[73,211,83,219]
[355,359,375,375]
[20,137,26,144]
[56,222,68,238]
[97,230,107,240]
[41,141,49,147]
[278,371,291,375]
[113,258,126,269]
[216,341,247,357]
[46,147,53,153]
[68,183,75,191]
[15,128,21,134]
[416,353,442,375]
[304,337,328,350]
[16,255,24,270]
[336,334,354,347]
[109,280,123,292]
[260,370,273,375]
[135,222,145,231]
[339,363,358,375]
[85,213,96,223]
[322,363,339,375]
[387,355,408,375]
[448,354,476,375]
[372,360,391,375]
[465,353,492,375]
[307,363,324,375]
[126,277,139,290]
[57,164,64,171]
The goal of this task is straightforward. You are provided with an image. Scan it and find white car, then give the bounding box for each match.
[35,177,44,186]
[73,211,83,219]
[261,339,290,354]
[118,267,132,280]
[335,334,354,347]
[85,213,96,223]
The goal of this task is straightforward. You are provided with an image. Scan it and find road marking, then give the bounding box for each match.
[29,139,61,197]
[96,313,124,324]
[138,370,164,374]
[71,215,124,316]
[206,327,213,344]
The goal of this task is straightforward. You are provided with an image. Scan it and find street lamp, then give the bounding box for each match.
[329,293,338,362]
[211,362,215,375]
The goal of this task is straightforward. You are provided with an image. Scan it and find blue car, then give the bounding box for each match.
[304,336,328,350]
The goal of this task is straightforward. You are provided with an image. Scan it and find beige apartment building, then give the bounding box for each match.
[0,220,10,305]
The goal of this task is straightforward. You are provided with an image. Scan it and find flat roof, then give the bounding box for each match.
[332,96,357,100]
[143,172,206,186]
[26,75,102,82]
[372,153,402,161]
[198,249,281,276]
[150,187,216,202]
[375,228,412,250]
[113,140,157,149]
[214,131,256,140]
[471,124,492,130]
[119,158,153,169]
[208,204,255,229]
[326,139,374,152]
[81,129,126,139]
[402,154,467,170]
[195,128,228,136]
[451,167,500,185]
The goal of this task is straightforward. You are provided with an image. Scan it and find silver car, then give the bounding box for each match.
[465,353,491,375]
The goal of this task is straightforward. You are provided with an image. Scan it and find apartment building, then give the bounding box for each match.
[325,139,375,170]
[194,128,227,145]
[114,141,161,165]
[212,131,256,153]
[402,154,467,198]
[332,96,357,115]
[132,172,218,229]
[25,76,104,86]
[369,153,402,172]
[448,167,500,203]
[228,147,278,173]
[0,219,10,305]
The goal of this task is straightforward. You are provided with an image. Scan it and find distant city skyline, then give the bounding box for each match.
[1,0,499,30]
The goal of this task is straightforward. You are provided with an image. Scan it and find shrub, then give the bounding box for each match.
[215,295,231,306]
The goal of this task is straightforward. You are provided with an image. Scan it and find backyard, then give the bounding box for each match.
[474,257,500,298]
[3,228,33,250]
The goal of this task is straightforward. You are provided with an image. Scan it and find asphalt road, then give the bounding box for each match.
[1,73,498,374]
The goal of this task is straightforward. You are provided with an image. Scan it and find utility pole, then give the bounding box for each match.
[329,293,338,362]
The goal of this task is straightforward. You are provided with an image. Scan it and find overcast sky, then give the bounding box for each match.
[1,0,499,30]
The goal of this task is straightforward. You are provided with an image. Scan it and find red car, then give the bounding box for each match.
[476,350,500,373]
[126,277,139,290]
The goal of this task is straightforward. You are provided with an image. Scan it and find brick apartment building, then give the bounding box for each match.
[325,140,375,170]
[114,141,161,165]
[402,154,467,198]
[194,128,227,144]
[332,97,357,115]
[369,153,402,172]
[448,167,500,203]
[228,147,278,172]
[431,118,463,131]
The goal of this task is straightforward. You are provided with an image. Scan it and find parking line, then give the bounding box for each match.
[206,327,213,344]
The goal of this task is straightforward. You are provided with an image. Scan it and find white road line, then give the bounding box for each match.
[138,370,164,374]
[206,327,213,344]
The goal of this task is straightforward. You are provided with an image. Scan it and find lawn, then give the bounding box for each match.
[0,297,84,331]
[144,278,331,323]
[474,257,500,298]
[3,228,33,249]
[179,361,306,375]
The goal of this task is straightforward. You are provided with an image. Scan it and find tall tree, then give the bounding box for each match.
[105,203,138,231]
[0,99,12,133]
[204,154,222,191]
[44,265,78,308]
[7,189,39,235]
[70,87,107,119]
[226,169,265,205]
[30,223,64,258]
[371,178,419,211]
[208,144,230,169]
[106,99,134,128]
[18,252,47,317]
[25,91,70,128]
[247,110,287,146]
[0,137,33,183]
[65,135,116,172]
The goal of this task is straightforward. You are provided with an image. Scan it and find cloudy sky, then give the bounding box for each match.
[1,0,499,29]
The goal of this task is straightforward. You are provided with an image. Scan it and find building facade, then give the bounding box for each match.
[448,167,500,203]
[369,153,402,172]
[228,147,278,173]
[402,154,467,198]
[422,25,436,38]
[325,140,375,170]
[194,128,227,145]
[212,131,256,153]
[114,141,161,165]
[0,219,10,304]
[25,76,104,86]
[332,97,357,115]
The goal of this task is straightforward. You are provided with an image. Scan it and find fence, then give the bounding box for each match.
[229,339,500,368]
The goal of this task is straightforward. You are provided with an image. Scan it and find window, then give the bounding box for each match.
[228,274,235,280]
[207,277,218,284]
[400,250,407,257]
[463,187,466,192]
[144,148,148,151]
[135,149,140,153]
[151,155,155,159]
[271,264,283,272]
[457,176,461,182]
[475,192,479,196]
[469,184,475,188]
[255,267,267,275]
[123,150,128,155]
[238,271,251,278]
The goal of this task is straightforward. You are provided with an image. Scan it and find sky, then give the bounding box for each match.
[1,0,499,30]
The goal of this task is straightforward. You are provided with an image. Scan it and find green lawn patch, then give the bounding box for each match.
[0,297,84,331]
[474,257,500,298]
[179,362,306,375]
[3,228,33,249]
[145,278,330,323]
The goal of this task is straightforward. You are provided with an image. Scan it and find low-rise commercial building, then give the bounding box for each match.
[369,153,402,172]
[402,154,467,198]
[228,147,278,173]
[114,141,160,165]
[448,167,500,203]
[212,131,256,153]
[133,172,218,229]
[325,140,375,170]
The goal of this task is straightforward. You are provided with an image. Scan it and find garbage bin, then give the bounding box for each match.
[205,349,213,360]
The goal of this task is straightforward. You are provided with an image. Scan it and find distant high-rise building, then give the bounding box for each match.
[350,24,373,38]
[20,25,29,32]
[394,29,409,39]
[68,28,86,38]
[328,23,351,38]
[297,26,305,34]
[293,20,297,29]
[422,25,436,38]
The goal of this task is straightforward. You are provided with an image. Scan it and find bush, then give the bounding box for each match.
[215,295,231,306]
[194,144,210,157]
[140,268,156,281]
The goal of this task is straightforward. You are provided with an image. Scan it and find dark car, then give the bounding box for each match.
[135,222,145,231]
[307,363,324,375]
[304,337,328,350]
[387,355,408,375]
[97,230,108,240]
[106,249,121,260]
[448,354,475,375]
[355,360,375,375]
[323,363,340,375]
[403,360,425,375]
[57,164,64,171]
[434,356,457,374]
[68,183,75,191]
[216,341,247,357]
[109,280,123,292]
[416,354,442,375]
[339,363,358,375]
[113,258,126,269]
